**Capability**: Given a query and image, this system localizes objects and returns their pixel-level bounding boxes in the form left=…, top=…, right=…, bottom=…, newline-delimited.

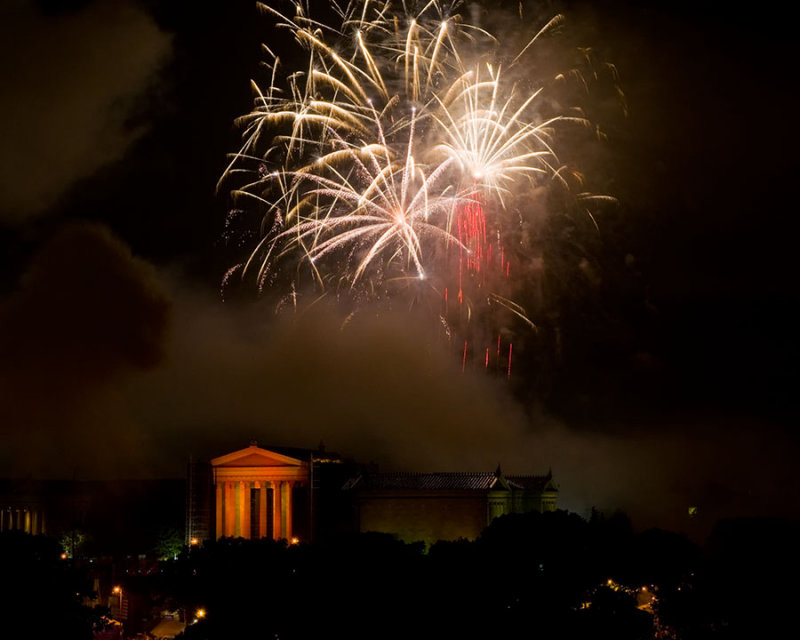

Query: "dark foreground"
left=2, top=510, right=798, bottom=640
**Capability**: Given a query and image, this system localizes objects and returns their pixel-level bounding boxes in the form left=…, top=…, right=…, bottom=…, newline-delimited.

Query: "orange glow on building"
left=211, top=445, right=309, bottom=541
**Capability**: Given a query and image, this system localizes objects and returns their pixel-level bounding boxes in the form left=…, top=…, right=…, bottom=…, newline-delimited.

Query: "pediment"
left=211, top=445, right=305, bottom=468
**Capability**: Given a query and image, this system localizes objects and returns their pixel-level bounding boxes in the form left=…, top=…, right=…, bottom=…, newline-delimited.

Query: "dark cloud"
left=0, top=222, right=171, bottom=476
left=0, top=0, right=171, bottom=221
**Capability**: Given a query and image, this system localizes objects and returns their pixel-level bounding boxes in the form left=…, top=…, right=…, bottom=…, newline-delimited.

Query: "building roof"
left=343, top=470, right=554, bottom=492
left=211, top=445, right=307, bottom=468
left=506, top=474, right=557, bottom=492
left=210, top=443, right=343, bottom=468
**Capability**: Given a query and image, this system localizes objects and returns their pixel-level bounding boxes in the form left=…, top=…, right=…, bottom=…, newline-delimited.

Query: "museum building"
left=186, top=443, right=558, bottom=545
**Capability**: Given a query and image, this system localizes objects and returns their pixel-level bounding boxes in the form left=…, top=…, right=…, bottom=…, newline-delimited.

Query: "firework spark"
left=221, top=0, right=609, bottom=373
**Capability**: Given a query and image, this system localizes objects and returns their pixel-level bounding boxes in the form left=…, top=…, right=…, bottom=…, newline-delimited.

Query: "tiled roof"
left=506, top=475, right=554, bottom=491
left=343, top=471, right=552, bottom=492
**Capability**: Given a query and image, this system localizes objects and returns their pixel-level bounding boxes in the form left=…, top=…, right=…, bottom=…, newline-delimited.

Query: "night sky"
left=1, top=0, right=797, bottom=540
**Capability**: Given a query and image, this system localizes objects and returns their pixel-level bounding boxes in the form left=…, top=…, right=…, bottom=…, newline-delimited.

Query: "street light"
left=112, top=586, right=122, bottom=609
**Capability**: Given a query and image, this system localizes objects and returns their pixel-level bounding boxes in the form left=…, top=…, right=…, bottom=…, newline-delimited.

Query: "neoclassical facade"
left=211, top=446, right=309, bottom=540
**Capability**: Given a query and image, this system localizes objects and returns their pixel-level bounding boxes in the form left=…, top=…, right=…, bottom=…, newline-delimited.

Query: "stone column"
left=240, top=481, right=250, bottom=539
left=215, top=482, right=223, bottom=539
left=259, top=482, right=268, bottom=539
left=272, top=481, right=282, bottom=541
left=225, top=482, right=235, bottom=537
left=282, top=482, right=292, bottom=540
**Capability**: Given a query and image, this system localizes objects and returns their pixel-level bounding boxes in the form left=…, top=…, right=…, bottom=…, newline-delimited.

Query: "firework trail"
left=220, top=0, right=612, bottom=375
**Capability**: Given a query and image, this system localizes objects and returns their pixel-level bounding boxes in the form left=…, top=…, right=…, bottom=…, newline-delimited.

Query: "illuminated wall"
left=347, top=470, right=558, bottom=545
left=211, top=445, right=310, bottom=541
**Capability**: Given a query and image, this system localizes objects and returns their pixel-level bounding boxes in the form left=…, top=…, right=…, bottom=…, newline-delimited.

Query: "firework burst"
left=220, top=0, right=613, bottom=374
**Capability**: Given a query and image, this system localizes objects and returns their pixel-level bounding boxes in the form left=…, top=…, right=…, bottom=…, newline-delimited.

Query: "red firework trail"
left=447, top=191, right=519, bottom=377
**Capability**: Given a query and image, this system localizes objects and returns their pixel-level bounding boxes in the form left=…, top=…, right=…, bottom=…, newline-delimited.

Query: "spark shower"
left=220, top=0, right=616, bottom=375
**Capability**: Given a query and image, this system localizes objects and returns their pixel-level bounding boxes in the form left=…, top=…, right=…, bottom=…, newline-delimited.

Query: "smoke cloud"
left=125, top=286, right=536, bottom=475
left=0, top=222, right=171, bottom=477
left=2, top=229, right=792, bottom=540
left=0, top=0, right=172, bottom=221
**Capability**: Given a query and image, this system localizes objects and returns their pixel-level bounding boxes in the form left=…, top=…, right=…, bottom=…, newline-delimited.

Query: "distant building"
left=185, top=461, right=213, bottom=545
left=188, top=445, right=557, bottom=545
left=0, top=477, right=184, bottom=556
left=0, top=478, right=47, bottom=535
left=344, top=468, right=558, bottom=544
